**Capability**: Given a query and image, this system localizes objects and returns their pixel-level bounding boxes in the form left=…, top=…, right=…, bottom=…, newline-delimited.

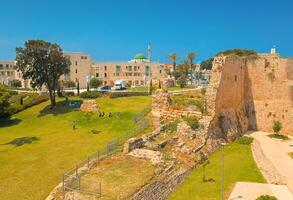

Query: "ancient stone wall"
left=206, top=54, right=293, bottom=137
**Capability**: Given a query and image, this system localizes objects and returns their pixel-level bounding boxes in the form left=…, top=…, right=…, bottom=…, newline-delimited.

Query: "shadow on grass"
left=0, top=117, right=22, bottom=128
left=37, top=100, right=83, bottom=117
left=3, top=136, right=39, bottom=147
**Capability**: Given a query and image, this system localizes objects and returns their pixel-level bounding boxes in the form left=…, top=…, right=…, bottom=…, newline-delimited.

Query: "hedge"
left=110, top=92, right=149, bottom=98
left=8, top=93, right=49, bottom=114
left=80, top=91, right=101, bottom=99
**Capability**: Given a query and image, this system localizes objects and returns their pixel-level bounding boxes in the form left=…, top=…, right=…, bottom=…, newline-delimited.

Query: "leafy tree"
left=9, top=79, right=22, bottom=88
left=0, top=84, right=10, bottom=117
left=200, top=58, right=214, bottom=70
left=187, top=52, right=197, bottom=85
left=168, top=53, right=179, bottom=80
left=89, top=77, right=102, bottom=89
left=16, top=40, right=70, bottom=107
left=216, top=48, right=257, bottom=58
left=63, top=80, right=76, bottom=88
left=273, top=120, right=282, bottom=134
left=178, top=75, right=187, bottom=88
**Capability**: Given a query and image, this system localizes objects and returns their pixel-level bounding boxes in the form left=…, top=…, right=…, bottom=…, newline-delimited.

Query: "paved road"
left=250, top=131, right=293, bottom=193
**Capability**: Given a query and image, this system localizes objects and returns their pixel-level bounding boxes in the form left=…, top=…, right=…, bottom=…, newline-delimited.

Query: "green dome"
left=134, top=53, right=147, bottom=60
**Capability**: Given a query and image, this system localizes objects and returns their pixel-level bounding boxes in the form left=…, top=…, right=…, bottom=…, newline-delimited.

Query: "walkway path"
left=250, top=131, right=293, bottom=193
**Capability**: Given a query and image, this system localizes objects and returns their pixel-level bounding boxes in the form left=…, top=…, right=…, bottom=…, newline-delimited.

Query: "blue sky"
left=0, top=0, right=293, bottom=63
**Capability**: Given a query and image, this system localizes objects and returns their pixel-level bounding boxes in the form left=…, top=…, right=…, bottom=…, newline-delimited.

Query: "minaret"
left=148, top=43, right=151, bottom=63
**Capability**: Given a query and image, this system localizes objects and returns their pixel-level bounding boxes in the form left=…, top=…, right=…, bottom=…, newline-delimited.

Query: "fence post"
left=99, top=182, right=102, bottom=197
left=62, top=174, right=65, bottom=191
left=87, top=157, right=90, bottom=169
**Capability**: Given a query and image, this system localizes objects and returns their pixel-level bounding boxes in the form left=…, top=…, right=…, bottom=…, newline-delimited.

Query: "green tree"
left=273, top=120, right=282, bottom=134
left=63, top=80, right=76, bottom=88
left=89, top=77, right=102, bottom=89
left=16, top=40, right=70, bottom=107
left=9, top=79, right=22, bottom=88
left=168, top=53, right=179, bottom=80
left=0, top=84, right=10, bottom=117
left=200, top=58, right=214, bottom=70
left=178, top=75, right=187, bottom=88
left=187, top=52, right=197, bottom=85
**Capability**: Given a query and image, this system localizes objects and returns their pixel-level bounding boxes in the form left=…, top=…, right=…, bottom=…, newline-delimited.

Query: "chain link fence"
left=62, top=106, right=150, bottom=197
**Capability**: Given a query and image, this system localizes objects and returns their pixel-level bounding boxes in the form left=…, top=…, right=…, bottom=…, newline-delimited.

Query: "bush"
left=9, top=79, right=22, bottom=87
left=80, top=91, right=101, bottom=99
left=63, top=80, right=76, bottom=88
left=110, top=92, right=148, bottom=98
left=236, top=136, right=254, bottom=145
left=268, top=133, right=289, bottom=140
left=177, top=75, right=187, bottom=88
left=256, top=195, right=278, bottom=200
left=8, top=90, right=18, bottom=96
left=62, top=91, right=75, bottom=97
left=273, top=120, right=282, bottom=134
left=7, top=93, right=49, bottom=115
left=183, top=117, right=199, bottom=130
left=89, top=77, right=102, bottom=88
left=163, top=120, right=179, bottom=132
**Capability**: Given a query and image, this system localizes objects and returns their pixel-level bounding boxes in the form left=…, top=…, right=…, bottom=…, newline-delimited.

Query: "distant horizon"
left=1, top=0, right=293, bottom=63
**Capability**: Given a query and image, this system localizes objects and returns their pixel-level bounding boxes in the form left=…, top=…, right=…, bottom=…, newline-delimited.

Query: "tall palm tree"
left=168, top=53, right=179, bottom=80
left=187, top=52, right=197, bottom=85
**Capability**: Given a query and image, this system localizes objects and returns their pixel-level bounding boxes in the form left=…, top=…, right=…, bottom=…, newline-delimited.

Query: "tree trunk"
left=173, top=62, right=176, bottom=81
left=190, top=63, right=193, bottom=85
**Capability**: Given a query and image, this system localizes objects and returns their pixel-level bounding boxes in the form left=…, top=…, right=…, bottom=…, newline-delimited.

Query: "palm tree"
left=168, top=53, right=179, bottom=80
left=187, top=52, right=197, bottom=85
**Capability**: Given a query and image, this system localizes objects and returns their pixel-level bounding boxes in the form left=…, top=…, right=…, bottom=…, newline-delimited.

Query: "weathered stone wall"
left=206, top=54, right=293, bottom=137
left=131, top=167, right=191, bottom=200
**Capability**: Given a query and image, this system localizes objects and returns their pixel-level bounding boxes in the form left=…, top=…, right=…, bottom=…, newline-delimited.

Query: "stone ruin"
left=80, top=100, right=99, bottom=112
left=152, top=89, right=202, bottom=122
left=152, top=78, right=175, bottom=89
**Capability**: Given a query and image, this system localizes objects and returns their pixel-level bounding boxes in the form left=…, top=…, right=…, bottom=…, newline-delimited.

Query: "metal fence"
left=62, top=107, right=150, bottom=197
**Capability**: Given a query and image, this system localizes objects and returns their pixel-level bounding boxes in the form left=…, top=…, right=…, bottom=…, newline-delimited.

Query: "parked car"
left=98, top=85, right=111, bottom=93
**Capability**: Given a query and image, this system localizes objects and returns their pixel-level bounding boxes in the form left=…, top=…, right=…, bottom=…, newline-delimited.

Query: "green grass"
left=169, top=143, right=265, bottom=200
left=167, top=85, right=196, bottom=91
left=128, top=86, right=148, bottom=92
left=0, top=96, right=151, bottom=200
left=268, top=133, right=289, bottom=140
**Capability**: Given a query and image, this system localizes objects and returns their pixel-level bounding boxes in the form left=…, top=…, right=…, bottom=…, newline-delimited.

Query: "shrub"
left=62, top=91, right=75, bottom=97
left=9, top=79, right=22, bottom=87
left=163, top=120, right=179, bottom=132
left=236, top=136, right=254, bottom=145
left=8, top=90, right=18, bottom=96
left=89, top=77, right=102, bottom=88
left=256, top=195, right=278, bottom=200
left=268, top=133, right=289, bottom=140
left=183, top=117, right=199, bottom=130
left=7, top=93, right=49, bottom=115
left=110, top=92, right=148, bottom=98
left=273, top=120, right=282, bottom=134
left=63, top=80, right=76, bottom=88
left=177, top=75, right=187, bottom=88
left=80, top=91, right=101, bottom=99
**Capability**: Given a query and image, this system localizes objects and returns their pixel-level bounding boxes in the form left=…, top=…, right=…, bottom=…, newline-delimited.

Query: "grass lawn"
left=0, top=96, right=151, bottom=200
left=169, top=143, right=265, bottom=200
left=128, top=86, right=148, bottom=92
left=77, top=155, right=155, bottom=199
left=167, top=85, right=196, bottom=91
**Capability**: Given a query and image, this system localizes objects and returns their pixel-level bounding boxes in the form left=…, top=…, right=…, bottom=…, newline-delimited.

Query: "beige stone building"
left=0, top=60, right=31, bottom=88
left=0, top=45, right=168, bottom=89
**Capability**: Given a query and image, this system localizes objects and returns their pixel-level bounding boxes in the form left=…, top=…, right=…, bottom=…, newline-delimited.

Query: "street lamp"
left=221, top=142, right=226, bottom=200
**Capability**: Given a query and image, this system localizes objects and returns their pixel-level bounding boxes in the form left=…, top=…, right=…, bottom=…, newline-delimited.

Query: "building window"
left=134, top=66, right=137, bottom=71
left=104, top=81, right=107, bottom=85
left=96, top=73, right=99, bottom=77
left=75, top=69, right=78, bottom=74
left=160, top=70, right=162, bottom=74
left=145, top=66, right=150, bottom=76
left=235, top=75, right=237, bottom=82
left=104, top=73, right=107, bottom=78
left=75, top=61, right=78, bottom=66
left=115, top=65, right=121, bottom=73
left=104, top=66, right=107, bottom=70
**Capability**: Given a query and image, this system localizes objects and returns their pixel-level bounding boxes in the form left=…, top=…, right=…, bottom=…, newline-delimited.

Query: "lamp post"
left=221, top=142, right=226, bottom=200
